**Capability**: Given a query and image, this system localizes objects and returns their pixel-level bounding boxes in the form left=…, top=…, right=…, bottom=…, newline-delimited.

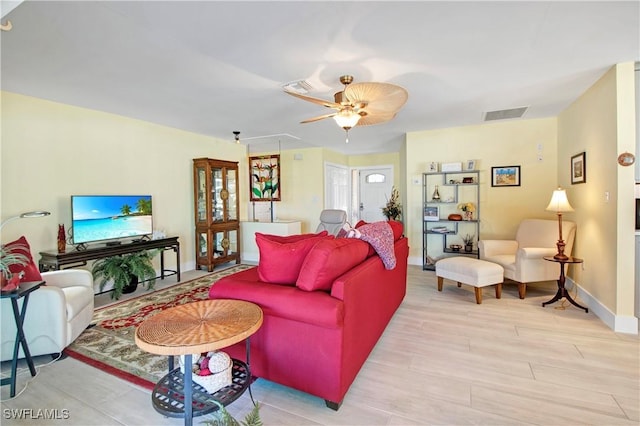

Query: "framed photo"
left=428, top=162, right=438, bottom=172
left=424, top=206, right=440, bottom=221
left=249, top=154, right=281, bottom=201
left=491, top=166, right=521, bottom=187
left=466, top=160, right=476, bottom=171
left=571, top=152, right=586, bottom=184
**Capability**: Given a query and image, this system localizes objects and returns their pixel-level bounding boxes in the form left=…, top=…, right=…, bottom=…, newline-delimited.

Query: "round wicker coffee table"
left=135, top=299, right=263, bottom=426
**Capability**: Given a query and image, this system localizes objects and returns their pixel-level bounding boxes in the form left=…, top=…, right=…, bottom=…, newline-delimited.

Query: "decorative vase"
left=465, top=243, right=473, bottom=253
left=432, top=185, right=441, bottom=201
left=464, top=211, right=473, bottom=221
left=57, top=224, right=66, bottom=253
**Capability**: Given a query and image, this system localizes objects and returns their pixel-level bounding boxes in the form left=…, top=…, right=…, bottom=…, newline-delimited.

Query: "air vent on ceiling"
left=484, top=107, right=528, bottom=121
left=281, top=80, right=312, bottom=94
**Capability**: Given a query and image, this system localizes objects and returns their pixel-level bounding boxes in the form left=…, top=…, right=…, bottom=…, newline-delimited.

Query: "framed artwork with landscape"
left=249, top=154, right=281, bottom=201
left=491, top=166, right=520, bottom=187
left=424, top=206, right=439, bottom=221
left=571, top=152, right=586, bottom=184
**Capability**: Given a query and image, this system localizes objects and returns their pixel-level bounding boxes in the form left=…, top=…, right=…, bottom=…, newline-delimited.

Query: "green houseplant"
left=202, top=401, right=262, bottom=426
left=92, top=250, right=158, bottom=300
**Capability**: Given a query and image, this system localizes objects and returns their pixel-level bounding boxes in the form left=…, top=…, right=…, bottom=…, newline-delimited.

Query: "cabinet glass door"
left=197, top=231, right=208, bottom=258
left=228, top=229, right=238, bottom=256
left=211, top=167, right=223, bottom=222
left=196, top=167, right=207, bottom=223
left=226, top=167, right=237, bottom=221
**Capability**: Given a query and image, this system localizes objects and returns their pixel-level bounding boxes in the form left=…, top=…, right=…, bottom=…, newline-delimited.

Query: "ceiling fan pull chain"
left=345, top=128, right=350, bottom=144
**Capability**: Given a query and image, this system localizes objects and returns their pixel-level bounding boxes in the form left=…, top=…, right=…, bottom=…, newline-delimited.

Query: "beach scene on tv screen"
left=72, top=195, right=152, bottom=243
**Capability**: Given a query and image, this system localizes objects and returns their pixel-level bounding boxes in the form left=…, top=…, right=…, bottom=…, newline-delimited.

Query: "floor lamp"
left=545, top=188, right=574, bottom=260
left=0, top=211, right=51, bottom=231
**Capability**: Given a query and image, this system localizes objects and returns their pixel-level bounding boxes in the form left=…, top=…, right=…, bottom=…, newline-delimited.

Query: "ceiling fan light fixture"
left=333, top=108, right=361, bottom=130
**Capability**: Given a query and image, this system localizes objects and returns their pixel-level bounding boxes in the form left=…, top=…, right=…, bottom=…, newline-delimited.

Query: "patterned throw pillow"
left=4, top=236, right=43, bottom=282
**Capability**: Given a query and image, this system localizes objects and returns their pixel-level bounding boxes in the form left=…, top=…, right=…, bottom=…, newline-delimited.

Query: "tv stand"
left=39, top=237, right=180, bottom=283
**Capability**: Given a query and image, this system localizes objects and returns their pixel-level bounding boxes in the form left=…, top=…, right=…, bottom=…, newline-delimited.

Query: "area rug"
left=64, top=264, right=253, bottom=390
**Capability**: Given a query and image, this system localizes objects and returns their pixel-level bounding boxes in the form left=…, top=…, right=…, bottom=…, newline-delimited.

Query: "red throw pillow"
left=296, top=238, right=370, bottom=292
left=257, top=230, right=327, bottom=244
left=355, top=220, right=368, bottom=228
left=4, top=236, right=43, bottom=282
left=387, top=220, right=403, bottom=241
left=256, top=232, right=331, bottom=284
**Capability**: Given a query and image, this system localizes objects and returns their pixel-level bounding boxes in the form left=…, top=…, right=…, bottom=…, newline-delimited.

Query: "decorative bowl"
left=448, top=213, right=463, bottom=221
left=449, top=244, right=462, bottom=252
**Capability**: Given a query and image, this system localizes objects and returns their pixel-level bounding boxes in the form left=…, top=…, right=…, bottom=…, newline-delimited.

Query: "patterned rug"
left=65, top=264, right=252, bottom=390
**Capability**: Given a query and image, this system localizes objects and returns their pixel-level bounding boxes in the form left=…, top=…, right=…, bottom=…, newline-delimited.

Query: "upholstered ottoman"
left=435, top=257, right=504, bottom=304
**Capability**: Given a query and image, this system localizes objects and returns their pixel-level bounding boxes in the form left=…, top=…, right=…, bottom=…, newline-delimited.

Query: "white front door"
left=358, top=167, right=393, bottom=222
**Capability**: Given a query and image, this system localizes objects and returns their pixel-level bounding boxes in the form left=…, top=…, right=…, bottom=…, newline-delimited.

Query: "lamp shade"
left=545, top=188, right=574, bottom=213
left=333, top=108, right=361, bottom=129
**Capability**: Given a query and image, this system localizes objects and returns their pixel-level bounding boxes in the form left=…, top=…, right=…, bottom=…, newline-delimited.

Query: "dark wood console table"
left=39, top=237, right=180, bottom=283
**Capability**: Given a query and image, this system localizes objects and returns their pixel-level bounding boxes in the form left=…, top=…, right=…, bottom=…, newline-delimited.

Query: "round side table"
left=542, top=256, right=588, bottom=313
left=135, top=299, right=263, bottom=426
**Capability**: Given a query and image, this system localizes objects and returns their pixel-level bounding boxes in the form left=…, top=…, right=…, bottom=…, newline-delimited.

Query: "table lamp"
left=0, top=211, right=51, bottom=231
left=545, top=188, right=574, bottom=260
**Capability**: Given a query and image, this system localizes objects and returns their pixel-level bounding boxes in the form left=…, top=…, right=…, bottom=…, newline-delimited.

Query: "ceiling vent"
left=483, top=107, right=528, bottom=121
left=281, top=80, right=312, bottom=94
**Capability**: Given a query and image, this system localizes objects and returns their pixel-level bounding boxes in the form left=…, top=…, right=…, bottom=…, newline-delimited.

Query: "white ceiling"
left=1, top=1, right=638, bottom=155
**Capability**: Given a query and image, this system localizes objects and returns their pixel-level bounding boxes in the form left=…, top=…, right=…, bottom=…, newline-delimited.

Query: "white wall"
left=1, top=91, right=247, bottom=272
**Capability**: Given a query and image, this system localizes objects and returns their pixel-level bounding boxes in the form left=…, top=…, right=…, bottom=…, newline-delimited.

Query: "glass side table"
left=1, top=280, right=45, bottom=397
left=542, top=256, right=588, bottom=313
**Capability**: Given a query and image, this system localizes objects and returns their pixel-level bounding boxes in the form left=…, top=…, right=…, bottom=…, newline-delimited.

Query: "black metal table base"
left=542, top=288, right=589, bottom=313
left=151, top=359, right=250, bottom=418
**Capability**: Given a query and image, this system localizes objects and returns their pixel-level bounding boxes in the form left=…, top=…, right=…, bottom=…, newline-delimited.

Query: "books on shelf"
left=431, top=226, right=450, bottom=233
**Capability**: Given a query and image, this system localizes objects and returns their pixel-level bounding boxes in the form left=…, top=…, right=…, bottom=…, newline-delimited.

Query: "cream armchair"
left=478, top=219, right=576, bottom=299
left=1, top=269, right=94, bottom=360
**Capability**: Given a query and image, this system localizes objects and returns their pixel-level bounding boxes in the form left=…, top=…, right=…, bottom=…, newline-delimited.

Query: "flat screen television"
left=71, top=195, right=153, bottom=245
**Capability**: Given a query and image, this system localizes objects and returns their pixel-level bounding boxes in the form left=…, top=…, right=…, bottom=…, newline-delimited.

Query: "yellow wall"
left=557, top=63, right=636, bottom=318
left=1, top=92, right=247, bottom=271
left=405, top=118, right=559, bottom=263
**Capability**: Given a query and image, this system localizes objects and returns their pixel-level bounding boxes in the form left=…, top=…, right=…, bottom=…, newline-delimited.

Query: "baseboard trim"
left=570, top=278, right=639, bottom=335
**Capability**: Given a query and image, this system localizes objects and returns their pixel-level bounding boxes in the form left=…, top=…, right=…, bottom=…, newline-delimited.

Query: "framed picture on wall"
left=571, top=152, right=586, bottom=184
left=249, top=154, right=281, bottom=201
left=491, top=166, right=521, bottom=187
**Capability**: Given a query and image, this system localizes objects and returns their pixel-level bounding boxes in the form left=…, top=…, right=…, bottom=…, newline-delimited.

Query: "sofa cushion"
left=256, top=231, right=331, bottom=284
left=296, top=238, right=370, bottom=292
left=387, top=220, right=403, bottom=241
left=4, top=236, right=42, bottom=283
left=210, top=267, right=344, bottom=328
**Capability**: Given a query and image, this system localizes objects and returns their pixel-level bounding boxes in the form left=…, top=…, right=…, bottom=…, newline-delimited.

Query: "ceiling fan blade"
left=356, top=111, right=396, bottom=126
left=301, top=112, right=337, bottom=124
left=284, top=90, right=341, bottom=109
left=345, top=82, right=408, bottom=114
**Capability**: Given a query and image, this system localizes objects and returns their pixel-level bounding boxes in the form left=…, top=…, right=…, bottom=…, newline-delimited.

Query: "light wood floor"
left=1, top=265, right=638, bottom=425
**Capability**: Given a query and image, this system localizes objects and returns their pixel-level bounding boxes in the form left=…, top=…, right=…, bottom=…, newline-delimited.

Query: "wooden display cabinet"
left=193, top=158, right=240, bottom=271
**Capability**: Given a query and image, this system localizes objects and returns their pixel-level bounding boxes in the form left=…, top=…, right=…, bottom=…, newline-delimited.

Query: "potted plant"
left=0, top=243, right=30, bottom=291
left=382, top=186, right=402, bottom=221
left=202, top=401, right=262, bottom=426
left=457, top=202, right=476, bottom=221
left=92, top=250, right=158, bottom=300
left=462, top=234, right=475, bottom=253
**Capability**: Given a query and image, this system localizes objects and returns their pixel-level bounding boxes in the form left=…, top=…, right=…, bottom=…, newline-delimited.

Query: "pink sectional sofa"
left=208, top=222, right=408, bottom=409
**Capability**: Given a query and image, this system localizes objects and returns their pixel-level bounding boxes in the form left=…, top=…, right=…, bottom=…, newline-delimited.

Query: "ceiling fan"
left=284, top=75, right=408, bottom=143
